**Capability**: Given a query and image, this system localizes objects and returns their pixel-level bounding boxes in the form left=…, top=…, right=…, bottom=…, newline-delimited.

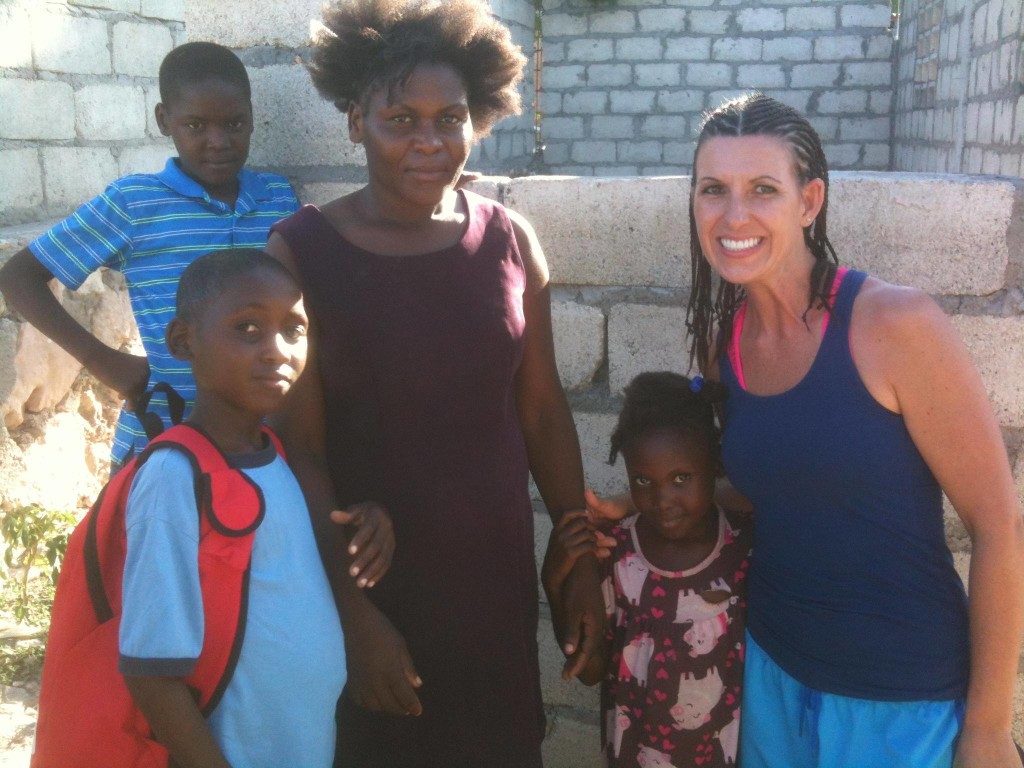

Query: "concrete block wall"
left=1, top=167, right=1023, bottom=764
left=185, top=0, right=537, bottom=190
left=511, top=172, right=1024, bottom=763
left=538, top=0, right=896, bottom=175
left=893, top=0, right=1024, bottom=177
left=0, top=0, right=185, bottom=227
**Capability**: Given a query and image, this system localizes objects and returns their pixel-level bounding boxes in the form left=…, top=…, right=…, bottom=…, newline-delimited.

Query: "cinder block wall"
left=2, top=174, right=1022, bottom=766
left=182, top=0, right=537, bottom=193
left=892, top=0, right=1024, bottom=177
left=538, top=0, right=896, bottom=175
left=505, top=172, right=1024, bottom=764
left=0, top=0, right=185, bottom=227
left=2, top=1, right=1024, bottom=765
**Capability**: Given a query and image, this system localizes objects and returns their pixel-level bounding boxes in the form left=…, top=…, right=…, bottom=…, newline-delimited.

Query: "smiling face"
left=624, top=428, right=718, bottom=543
left=691, top=134, right=825, bottom=288
left=349, top=62, right=474, bottom=211
left=156, top=77, right=253, bottom=204
left=170, top=267, right=308, bottom=424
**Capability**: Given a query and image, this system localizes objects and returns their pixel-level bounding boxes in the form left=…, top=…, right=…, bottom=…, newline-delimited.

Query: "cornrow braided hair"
left=308, top=0, right=526, bottom=138
left=608, top=371, right=728, bottom=466
left=685, top=92, right=839, bottom=374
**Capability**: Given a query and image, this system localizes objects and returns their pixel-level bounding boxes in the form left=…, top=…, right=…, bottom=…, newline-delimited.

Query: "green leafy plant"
left=2, top=504, right=76, bottom=623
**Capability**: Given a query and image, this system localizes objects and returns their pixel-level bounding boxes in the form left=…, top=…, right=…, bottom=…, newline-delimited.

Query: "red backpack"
left=31, top=423, right=281, bottom=768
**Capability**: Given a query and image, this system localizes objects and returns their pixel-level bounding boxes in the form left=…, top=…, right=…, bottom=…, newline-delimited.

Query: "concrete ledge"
left=574, top=411, right=624, bottom=496
left=292, top=182, right=363, bottom=208
left=552, top=301, right=605, bottom=391
left=607, top=303, right=693, bottom=393
left=504, top=173, right=1021, bottom=295
left=951, top=315, right=1024, bottom=428
left=505, top=176, right=690, bottom=287
left=829, top=173, right=1017, bottom=295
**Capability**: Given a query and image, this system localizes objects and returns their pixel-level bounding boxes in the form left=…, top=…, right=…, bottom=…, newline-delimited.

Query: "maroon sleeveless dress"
left=272, top=190, right=544, bottom=768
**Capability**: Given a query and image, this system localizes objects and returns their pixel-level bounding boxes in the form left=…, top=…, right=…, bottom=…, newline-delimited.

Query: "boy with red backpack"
left=32, top=249, right=391, bottom=767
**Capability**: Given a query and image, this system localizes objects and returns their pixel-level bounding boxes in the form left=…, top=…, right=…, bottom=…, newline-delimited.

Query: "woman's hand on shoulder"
left=584, top=488, right=633, bottom=524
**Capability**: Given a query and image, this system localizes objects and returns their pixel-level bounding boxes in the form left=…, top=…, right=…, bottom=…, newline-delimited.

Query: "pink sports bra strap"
left=727, top=266, right=848, bottom=392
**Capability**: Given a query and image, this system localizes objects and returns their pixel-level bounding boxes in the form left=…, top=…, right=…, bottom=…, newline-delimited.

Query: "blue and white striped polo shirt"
left=29, top=158, right=300, bottom=466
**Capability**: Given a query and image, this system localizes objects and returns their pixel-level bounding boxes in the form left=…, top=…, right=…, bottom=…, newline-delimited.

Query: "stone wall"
left=538, top=0, right=896, bottom=175
left=2, top=173, right=1022, bottom=765
left=892, top=0, right=1024, bottom=177
left=0, top=0, right=185, bottom=227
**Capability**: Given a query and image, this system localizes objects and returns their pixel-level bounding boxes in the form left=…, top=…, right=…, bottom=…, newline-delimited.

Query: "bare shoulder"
left=850, top=275, right=968, bottom=411
left=264, top=231, right=299, bottom=277
left=504, top=206, right=549, bottom=291
left=853, top=275, right=951, bottom=343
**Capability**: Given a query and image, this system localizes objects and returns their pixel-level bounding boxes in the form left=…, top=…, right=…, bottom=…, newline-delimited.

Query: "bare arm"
left=265, top=232, right=418, bottom=716
left=508, top=209, right=605, bottom=678
left=508, top=209, right=585, bottom=522
left=540, top=511, right=610, bottom=685
left=124, top=676, right=231, bottom=768
left=853, top=282, right=1024, bottom=768
left=0, top=247, right=149, bottom=404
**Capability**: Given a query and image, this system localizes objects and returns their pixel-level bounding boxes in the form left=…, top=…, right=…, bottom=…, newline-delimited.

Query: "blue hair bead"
left=689, top=375, right=704, bottom=393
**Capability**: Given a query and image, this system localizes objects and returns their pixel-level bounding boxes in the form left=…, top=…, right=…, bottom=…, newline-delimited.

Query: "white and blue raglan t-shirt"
left=28, top=159, right=300, bottom=467
left=119, top=440, right=345, bottom=767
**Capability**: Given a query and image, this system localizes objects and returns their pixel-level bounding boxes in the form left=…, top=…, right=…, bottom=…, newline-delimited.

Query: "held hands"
left=330, top=502, right=395, bottom=588
left=541, top=510, right=615, bottom=593
left=542, top=508, right=616, bottom=681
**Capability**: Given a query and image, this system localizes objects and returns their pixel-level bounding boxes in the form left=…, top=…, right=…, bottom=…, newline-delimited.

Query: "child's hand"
left=86, top=346, right=150, bottom=409
left=584, top=488, right=633, bottom=523
left=542, top=511, right=613, bottom=595
left=331, top=501, right=394, bottom=588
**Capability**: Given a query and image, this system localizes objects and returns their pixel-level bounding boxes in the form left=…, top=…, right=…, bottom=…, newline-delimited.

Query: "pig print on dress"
left=615, top=552, right=649, bottom=606
left=674, top=581, right=735, bottom=657
left=618, top=632, right=655, bottom=687
left=636, top=744, right=678, bottom=768
left=669, top=667, right=725, bottom=731
left=605, top=705, right=630, bottom=758
left=717, top=709, right=740, bottom=764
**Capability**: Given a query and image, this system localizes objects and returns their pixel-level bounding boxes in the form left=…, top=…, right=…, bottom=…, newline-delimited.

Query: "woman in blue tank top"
left=590, top=92, right=1022, bottom=768
left=685, top=93, right=1023, bottom=768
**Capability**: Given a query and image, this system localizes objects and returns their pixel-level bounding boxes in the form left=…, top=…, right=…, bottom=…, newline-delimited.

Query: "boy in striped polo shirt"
left=0, top=42, right=300, bottom=472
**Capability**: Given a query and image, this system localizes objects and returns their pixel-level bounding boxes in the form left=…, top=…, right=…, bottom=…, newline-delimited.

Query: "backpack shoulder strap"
left=261, top=425, right=286, bottom=462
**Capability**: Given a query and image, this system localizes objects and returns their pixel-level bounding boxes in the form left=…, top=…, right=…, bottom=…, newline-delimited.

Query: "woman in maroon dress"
left=266, top=1, right=603, bottom=766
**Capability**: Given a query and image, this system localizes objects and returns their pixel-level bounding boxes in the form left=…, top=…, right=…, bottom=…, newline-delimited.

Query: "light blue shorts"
left=741, top=631, right=964, bottom=768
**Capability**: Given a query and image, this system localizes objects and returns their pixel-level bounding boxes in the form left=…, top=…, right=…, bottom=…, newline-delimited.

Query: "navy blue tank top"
left=720, top=269, right=969, bottom=700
